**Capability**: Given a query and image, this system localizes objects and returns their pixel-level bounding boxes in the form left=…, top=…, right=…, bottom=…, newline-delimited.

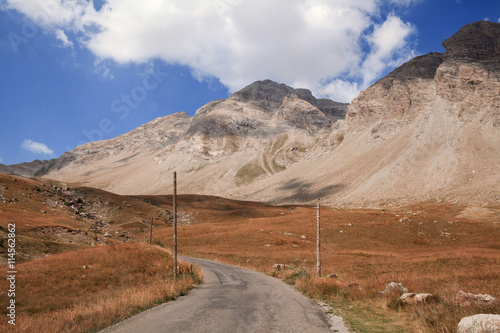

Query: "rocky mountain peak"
left=442, top=21, right=500, bottom=61
left=232, top=79, right=348, bottom=121
left=376, top=52, right=444, bottom=89
left=232, top=79, right=310, bottom=109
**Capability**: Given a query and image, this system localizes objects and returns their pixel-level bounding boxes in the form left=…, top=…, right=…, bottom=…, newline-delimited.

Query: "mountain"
left=247, top=21, right=499, bottom=206
left=17, top=79, right=348, bottom=198
left=6, top=21, right=500, bottom=206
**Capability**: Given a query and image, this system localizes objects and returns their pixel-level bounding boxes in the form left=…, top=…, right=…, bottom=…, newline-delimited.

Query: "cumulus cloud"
left=2, top=0, right=418, bottom=102
left=360, top=15, right=416, bottom=87
left=21, top=139, right=54, bottom=155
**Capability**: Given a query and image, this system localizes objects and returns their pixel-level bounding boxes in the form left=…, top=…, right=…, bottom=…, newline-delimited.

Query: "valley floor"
left=0, top=174, right=499, bottom=332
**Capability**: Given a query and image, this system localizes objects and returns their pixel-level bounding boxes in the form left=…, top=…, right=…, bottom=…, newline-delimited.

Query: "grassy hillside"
left=0, top=174, right=199, bottom=333
left=0, top=243, right=200, bottom=332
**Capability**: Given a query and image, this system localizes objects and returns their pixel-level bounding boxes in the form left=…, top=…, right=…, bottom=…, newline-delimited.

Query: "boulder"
left=398, top=293, right=435, bottom=305
left=456, top=290, right=498, bottom=307
left=457, top=314, right=500, bottom=333
left=378, top=282, right=408, bottom=296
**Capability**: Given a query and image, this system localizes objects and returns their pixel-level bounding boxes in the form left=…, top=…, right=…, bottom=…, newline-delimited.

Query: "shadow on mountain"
left=115, top=152, right=140, bottom=164
left=276, top=178, right=346, bottom=202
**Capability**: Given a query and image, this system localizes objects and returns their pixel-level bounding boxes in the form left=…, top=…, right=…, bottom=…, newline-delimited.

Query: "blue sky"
left=0, top=0, right=499, bottom=165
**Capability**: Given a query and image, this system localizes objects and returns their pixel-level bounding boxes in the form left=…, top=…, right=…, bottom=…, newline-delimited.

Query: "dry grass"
left=0, top=174, right=171, bottom=263
left=0, top=243, right=201, bottom=333
left=149, top=197, right=500, bottom=333
left=1, top=174, right=498, bottom=332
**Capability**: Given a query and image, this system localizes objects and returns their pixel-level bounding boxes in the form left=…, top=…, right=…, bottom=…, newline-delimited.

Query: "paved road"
left=102, top=257, right=338, bottom=333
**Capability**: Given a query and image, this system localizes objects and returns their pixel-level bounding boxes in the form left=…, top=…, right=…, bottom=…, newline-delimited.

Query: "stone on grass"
left=457, top=314, right=500, bottom=333
left=456, top=290, right=498, bottom=307
left=378, top=282, right=408, bottom=295
left=398, top=293, right=434, bottom=305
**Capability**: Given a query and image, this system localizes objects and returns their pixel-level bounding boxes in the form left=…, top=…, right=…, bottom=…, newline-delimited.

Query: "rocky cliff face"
left=6, top=21, right=500, bottom=206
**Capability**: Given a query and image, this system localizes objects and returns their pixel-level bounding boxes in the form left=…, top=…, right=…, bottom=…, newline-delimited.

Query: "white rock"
left=399, top=293, right=434, bottom=304
left=457, top=314, right=500, bottom=333
left=379, top=282, right=408, bottom=295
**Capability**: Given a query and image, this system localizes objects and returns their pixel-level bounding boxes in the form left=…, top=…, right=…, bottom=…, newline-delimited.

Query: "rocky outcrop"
left=346, top=52, right=443, bottom=122
left=443, top=21, right=500, bottom=61
left=347, top=21, right=500, bottom=125
left=455, top=290, right=498, bottom=307
left=188, top=81, right=336, bottom=138
left=233, top=80, right=348, bottom=119
left=278, top=95, right=332, bottom=133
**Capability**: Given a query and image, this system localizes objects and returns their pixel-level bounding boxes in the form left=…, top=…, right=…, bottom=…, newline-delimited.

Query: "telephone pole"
left=173, top=171, right=178, bottom=280
left=316, top=202, right=321, bottom=278
left=149, top=217, right=153, bottom=245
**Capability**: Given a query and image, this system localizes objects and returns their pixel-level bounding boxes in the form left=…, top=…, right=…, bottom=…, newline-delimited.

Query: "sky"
left=0, top=0, right=499, bottom=165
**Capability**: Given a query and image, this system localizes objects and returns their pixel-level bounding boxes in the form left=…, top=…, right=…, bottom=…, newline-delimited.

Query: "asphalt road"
left=101, top=257, right=339, bottom=333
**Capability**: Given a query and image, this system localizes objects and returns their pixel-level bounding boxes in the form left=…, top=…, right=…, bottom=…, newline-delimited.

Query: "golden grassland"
left=150, top=196, right=500, bottom=333
left=1, top=174, right=499, bottom=332
left=0, top=243, right=201, bottom=333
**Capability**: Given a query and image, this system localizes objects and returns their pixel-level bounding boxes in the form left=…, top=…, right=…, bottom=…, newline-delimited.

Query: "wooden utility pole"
left=316, top=202, right=321, bottom=278
left=173, top=171, right=178, bottom=280
left=149, top=217, right=153, bottom=245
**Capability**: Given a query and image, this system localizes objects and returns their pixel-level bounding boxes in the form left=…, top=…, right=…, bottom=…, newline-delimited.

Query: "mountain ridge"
left=4, top=21, right=500, bottom=207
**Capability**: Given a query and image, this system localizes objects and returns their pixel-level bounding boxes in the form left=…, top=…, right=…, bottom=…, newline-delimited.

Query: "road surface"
left=102, top=257, right=344, bottom=332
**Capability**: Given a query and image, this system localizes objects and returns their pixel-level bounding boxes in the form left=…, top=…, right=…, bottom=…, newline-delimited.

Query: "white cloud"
left=360, top=14, right=416, bottom=87
left=0, top=156, right=3, bottom=163
left=55, top=29, right=73, bottom=48
left=498, top=17, right=500, bottom=23
left=21, top=139, right=54, bottom=155
left=2, top=0, right=96, bottom=30
left=2, top=0, right=419, bottom=102
left=317, top=79, right=361, bottom=103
